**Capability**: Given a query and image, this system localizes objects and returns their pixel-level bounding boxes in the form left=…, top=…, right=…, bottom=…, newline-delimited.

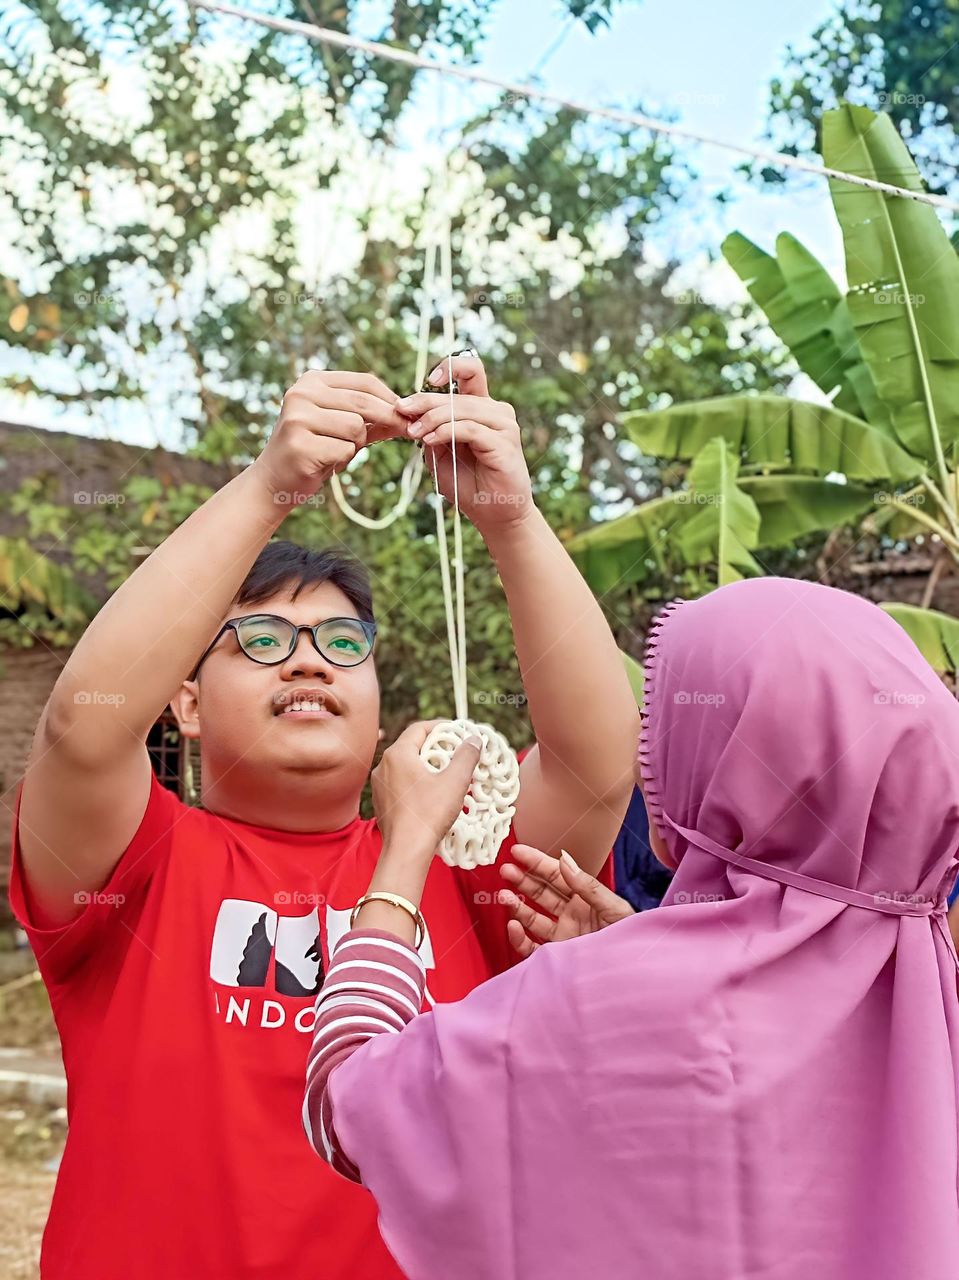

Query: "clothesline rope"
left=187, top=0, right=959, bottom=215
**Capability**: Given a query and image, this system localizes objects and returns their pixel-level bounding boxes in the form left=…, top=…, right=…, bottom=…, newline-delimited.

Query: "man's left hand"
left=395, top=354, right=534, bottom=534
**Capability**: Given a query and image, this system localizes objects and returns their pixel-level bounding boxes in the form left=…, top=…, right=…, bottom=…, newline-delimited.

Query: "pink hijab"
left=329, top=576, right=959, bottom=1279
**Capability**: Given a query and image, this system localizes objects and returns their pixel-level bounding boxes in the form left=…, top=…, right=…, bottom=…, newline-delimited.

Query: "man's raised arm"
left=396, top=356, right=639, bottom=875
left=18, top=373, right=405, bottom=924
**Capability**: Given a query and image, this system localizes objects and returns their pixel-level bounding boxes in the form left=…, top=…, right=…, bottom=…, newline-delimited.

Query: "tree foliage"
left=0, top=0, right=789, bottom=736
left=757, top=0, right=959, bottom=200
left=571, top=105, right=959, bottom=673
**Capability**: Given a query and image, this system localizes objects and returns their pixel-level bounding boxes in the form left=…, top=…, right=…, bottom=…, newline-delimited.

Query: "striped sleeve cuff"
left=303, top=927, right=426, bottom=1181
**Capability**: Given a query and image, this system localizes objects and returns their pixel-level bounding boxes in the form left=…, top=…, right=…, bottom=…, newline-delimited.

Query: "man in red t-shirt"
left=11, top=355, right=638, bottom=1279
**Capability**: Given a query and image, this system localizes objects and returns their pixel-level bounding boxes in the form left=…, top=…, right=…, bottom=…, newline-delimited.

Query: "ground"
left=0, top=1162, right=53, bottom=1280
left=0, top=942, right=62, bottom=1278
left=0, top=1141, right=56, bottom=1279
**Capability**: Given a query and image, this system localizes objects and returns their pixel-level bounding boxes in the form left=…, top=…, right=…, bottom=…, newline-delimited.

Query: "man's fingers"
left=445, top=737, right=483, bottom=790
left=426, top=354, right=488, bottom=396
left=397, top=394, right=506, bottom=425
left=419, top=420, right=497, bottom=453
left=419, top=420, right=509, bottom=468
left=327, top=390, right=408, bottom=440
left=280, top=396, right=366, bottom=445
left=319, top=371, right=400, bottom=404
left=287, top=372, right=409, bottom=443
left=289, top=374, right=407, bottom=441
left=506, top=918, right=538, bottom=959
left=392, top=719, right=447, bottom=753
left=394, top=722, right=482, bottom=786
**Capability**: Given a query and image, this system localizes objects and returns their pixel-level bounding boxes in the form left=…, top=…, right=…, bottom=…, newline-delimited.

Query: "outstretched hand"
left=500, top=844, right=635, bottom=958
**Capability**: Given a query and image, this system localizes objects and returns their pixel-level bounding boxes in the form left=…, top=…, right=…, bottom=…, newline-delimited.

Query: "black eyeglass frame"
left=190, top=614, right=378, bottom=680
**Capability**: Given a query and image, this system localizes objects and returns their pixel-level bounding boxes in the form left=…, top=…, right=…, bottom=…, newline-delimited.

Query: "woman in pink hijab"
left=303, top=576, right=959, bottom=1279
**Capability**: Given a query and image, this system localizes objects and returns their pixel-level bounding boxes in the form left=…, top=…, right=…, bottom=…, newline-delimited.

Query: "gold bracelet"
left=350, top=892, right=425, bottom=950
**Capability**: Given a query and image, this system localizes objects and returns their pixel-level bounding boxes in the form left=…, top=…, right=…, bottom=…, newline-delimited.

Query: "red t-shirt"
left=10, top=769, right=611, bottom=1280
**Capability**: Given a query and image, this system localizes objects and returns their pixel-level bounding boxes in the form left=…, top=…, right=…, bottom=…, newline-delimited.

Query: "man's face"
left=173, top=581, right=381, bottom=801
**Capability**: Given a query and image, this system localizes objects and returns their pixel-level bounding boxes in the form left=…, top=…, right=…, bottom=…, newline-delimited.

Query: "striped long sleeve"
left=303, top=927, right=427, bottom=1181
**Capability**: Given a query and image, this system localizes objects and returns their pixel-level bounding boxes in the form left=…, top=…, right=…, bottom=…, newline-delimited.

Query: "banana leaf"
left=569, top=438, right=762, bottom=591
left=864, top=479, right=944, bottom=539
left=672, top=437, right=762, bottom=585
left=880, top=603, right=959, bottom=675
left=737, top=475, right=879, bottom=546
left=823, top=103, right=959, bottom=463
left=568, top=491, right=692, bottom=593
left=624, top=394, right=921, bottom=483
left=723, top=231, right=890, bottom=430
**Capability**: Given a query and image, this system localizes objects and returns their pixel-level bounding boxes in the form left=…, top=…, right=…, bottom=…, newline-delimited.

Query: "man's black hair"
left=234, top=541, right=374, bottom=622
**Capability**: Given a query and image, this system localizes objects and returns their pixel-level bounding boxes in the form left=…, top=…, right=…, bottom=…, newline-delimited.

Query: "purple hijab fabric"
left=330, top=577, right=959, bottom=1279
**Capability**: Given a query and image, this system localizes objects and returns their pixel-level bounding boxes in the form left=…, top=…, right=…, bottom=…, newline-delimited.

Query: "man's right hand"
left=253, top=371, right=410, bottom=509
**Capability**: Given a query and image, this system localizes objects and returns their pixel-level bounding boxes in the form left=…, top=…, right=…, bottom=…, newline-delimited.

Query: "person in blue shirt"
left=612, top=784, right=673, bottom=912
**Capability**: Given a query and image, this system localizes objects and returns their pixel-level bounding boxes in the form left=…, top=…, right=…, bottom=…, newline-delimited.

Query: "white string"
left=439, top=177, right=467, bottom=717
left=327, top=233, right=435, bottom=529
left=187, top=0, right=959, bottom=215
left=329, top=452, right=424, bottom=530
left=423, top=209, right=469, bottom=718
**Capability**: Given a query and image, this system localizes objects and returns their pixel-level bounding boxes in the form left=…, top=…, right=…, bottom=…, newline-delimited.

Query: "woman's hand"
left=371, top=721, right=482, bottom=862
left=357, top=723, right=482, bottom=945
left=394, top=354, right=534, bottom=534
left=500, top=844, right=635, bottom=958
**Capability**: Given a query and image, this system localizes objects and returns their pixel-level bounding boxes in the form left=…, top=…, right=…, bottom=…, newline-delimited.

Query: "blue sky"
left=414, top=0, right=844, bottom=277
left=2, top=0, right=850, bottom=441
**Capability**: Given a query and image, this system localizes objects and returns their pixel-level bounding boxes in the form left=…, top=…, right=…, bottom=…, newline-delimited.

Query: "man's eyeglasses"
left=190, top=614, right=377, bottom=679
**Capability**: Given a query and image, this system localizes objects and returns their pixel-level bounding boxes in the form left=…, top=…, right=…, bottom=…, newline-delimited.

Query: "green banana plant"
left=570, top=103, right=959, bottom=675
left=880, top=604, right=959, bottom=676
left=0, top=535, right=94, bottom=626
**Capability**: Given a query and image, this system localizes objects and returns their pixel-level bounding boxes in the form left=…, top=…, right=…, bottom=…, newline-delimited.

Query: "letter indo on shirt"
left=10, top=769, right=613, bottom=1280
